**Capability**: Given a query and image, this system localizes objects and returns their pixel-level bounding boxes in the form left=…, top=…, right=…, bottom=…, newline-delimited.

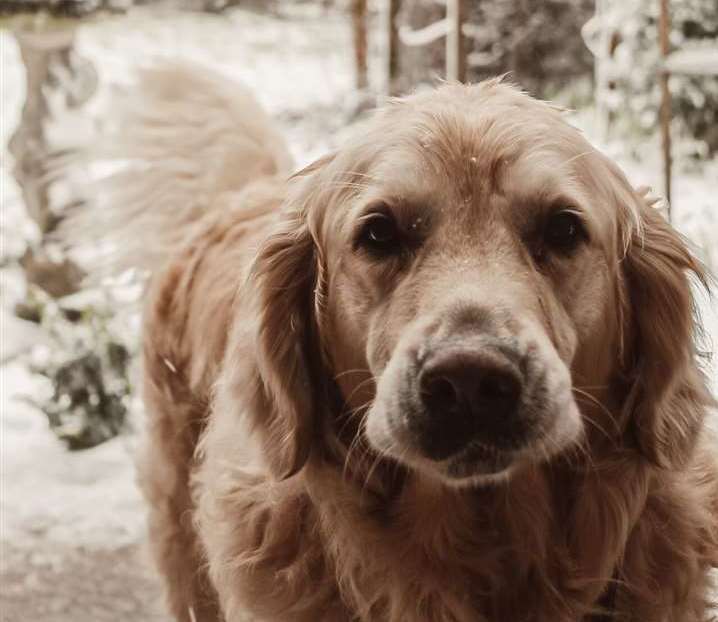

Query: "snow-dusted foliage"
left=588, top=0, right=718, bottom=156
left=399, top=0, right=595, bottom=98
left=21, top=289, right=135, bottom=450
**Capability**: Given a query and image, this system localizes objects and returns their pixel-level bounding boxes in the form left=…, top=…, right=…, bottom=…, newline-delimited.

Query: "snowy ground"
left=1, top=6, right=716, bottom=622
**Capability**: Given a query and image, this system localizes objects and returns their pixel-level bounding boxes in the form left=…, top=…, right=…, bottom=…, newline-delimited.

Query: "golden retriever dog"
left=76, top=63, right=718, bottom=621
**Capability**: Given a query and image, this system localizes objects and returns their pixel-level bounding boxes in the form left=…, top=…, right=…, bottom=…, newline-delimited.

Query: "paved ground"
left=0, top=357, right=172, bottom=622
left=2, top=542, right=170, bottom=622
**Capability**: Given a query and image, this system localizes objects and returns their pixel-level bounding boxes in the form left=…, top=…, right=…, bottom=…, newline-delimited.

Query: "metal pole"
left=446, top=0, right=466, bottom=83
left=352, top=0, right=369, bottom=90
left=387, top=0, right=401, bottom=96
left=659, top=0, right=672, bottom=216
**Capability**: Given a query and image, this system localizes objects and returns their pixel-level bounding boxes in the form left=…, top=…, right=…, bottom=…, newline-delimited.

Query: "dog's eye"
left=543, top=210, right=587, bottom=254
left=356, top=211, right=401, bottom=256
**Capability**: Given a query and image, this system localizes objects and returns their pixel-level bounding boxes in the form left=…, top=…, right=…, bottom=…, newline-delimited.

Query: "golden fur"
left=80, top=64, right=718, bottom=621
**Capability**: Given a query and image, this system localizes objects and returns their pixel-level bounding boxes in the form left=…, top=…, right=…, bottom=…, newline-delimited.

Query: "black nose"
left=417, top=347, right=523, bottom=460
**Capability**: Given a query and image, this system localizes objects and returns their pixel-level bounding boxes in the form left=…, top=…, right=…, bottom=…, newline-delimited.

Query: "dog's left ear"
left=620, top=193, right=711, bottom=469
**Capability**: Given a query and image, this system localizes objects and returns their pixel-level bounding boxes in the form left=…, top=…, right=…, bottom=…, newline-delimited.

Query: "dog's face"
left=319, top=85, right=623, bottom=486
left=252, top=80, right=706, bottom=484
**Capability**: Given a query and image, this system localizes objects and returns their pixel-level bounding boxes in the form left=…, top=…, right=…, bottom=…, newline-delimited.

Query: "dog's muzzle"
left=365, top=302, right=582, bottom=484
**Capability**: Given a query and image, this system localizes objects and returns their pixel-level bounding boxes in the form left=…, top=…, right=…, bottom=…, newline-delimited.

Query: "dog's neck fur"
left=305, top=386, right=638, bottom=621
left=303, top=451, right=633, bottom=620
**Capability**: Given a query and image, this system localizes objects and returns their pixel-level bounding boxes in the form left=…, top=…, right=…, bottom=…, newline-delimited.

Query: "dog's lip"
left=461, top=441, right=504, bottom=462
left=445, top=442, right=515, bottom=477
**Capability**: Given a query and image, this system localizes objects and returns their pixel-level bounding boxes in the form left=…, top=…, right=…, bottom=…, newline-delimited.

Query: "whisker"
left=577, top=413, right=619, bottom=448
left=362, top=449, right=387, bottom=496
left=333, top=368, right=372, bottom=382
left=342, top=431, right=369, bottom=481
left=572, top=388, right=621, bottom=437
left=573, top=384, right=611, bottom=391
left=339, top=377, right=376, bottom=410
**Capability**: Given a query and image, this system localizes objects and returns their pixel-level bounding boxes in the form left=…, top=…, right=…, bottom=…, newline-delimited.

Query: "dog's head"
left=250, top=80, right=710, bottom=486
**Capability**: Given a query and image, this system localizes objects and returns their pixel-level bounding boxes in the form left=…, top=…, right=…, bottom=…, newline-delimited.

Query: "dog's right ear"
left=249, top=155, right=335, bottom=479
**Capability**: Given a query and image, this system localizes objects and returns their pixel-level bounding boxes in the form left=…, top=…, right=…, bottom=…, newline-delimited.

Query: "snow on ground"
left=2, top=361, right=143, bottom=549
left=0, top=6, right=716, bottom=621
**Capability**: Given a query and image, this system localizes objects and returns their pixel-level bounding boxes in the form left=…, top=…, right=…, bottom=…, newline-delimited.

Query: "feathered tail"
left=61, top=62, right=293, bottom=276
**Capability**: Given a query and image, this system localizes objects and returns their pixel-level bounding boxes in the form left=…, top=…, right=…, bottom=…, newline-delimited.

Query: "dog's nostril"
left=421, top=375, right=460, bottom=412
left=478, top=370, right=521, bottom=405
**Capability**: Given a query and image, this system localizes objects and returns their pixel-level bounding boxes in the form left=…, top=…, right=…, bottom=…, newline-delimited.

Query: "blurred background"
left=0, top=1, right=716, bottom=620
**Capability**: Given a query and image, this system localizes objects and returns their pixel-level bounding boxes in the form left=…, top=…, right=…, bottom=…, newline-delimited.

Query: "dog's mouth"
left=365, top=405, right=581, bottom=487
left=364, top=406, right=566, bottom=486
left=446, top=441, right=515, bottom=478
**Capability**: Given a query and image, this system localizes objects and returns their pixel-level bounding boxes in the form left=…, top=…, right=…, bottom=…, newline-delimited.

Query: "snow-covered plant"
left=466, top=0, right=596, bottom=98
left=601, top=0, right=718, bottom=156
left=399, top=0, right=595, bottom=99
left=23, top=287, right=136, bottom=450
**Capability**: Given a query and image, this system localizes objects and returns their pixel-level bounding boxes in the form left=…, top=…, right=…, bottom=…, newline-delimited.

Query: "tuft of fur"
left=61, top=62, right=293, bottom=277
